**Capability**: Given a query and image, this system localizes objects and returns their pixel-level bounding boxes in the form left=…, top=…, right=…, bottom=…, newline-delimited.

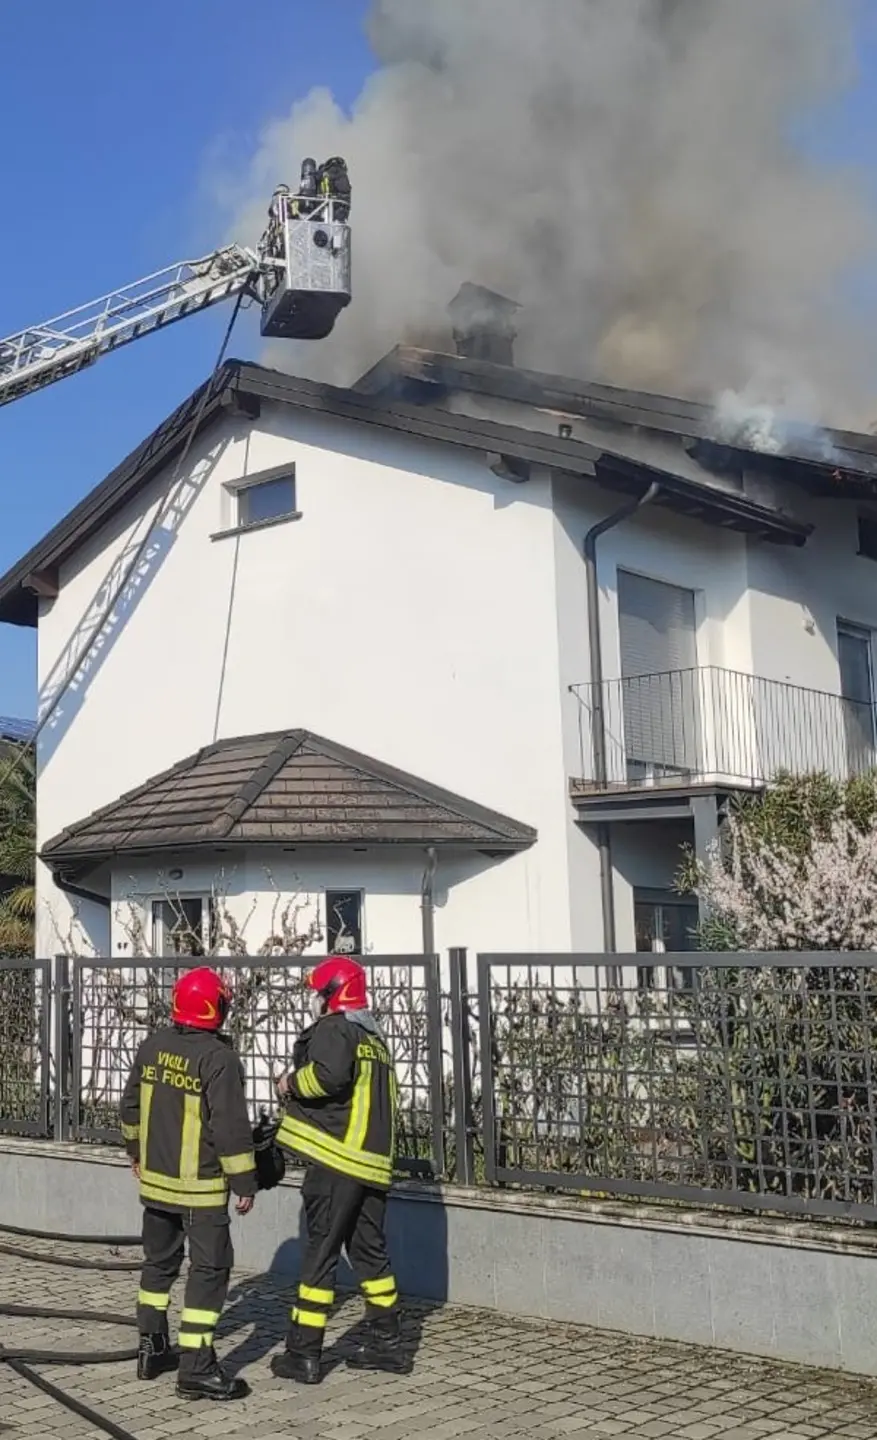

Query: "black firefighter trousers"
left=137, top=1205, right=234, bottom=1375
left=290, top=1164, right=398, bottom=1353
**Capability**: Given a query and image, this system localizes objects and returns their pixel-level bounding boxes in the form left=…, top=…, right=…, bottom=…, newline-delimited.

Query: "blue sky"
left=0, top=0, right=874, bottom=720
left=0, top=0, right=373, bottom=718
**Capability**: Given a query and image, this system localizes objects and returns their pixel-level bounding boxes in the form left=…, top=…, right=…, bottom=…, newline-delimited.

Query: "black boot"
left=137, top=1332, right=179, bottom=1381
left=270, top=1323, right=323, bottom=1385
left=271, top=1348, right=322, bottom=1385
left=176, top=1348, right=249, bottom=1402
left=347, top=1310, right=408, bottom=1374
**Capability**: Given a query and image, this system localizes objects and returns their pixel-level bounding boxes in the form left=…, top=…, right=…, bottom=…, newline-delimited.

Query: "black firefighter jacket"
left=276, top=1010, right=398, bottom=1189
left=120, top=1024, right=258, bottom=1212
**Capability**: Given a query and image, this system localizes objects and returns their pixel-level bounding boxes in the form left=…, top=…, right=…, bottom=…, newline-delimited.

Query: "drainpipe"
left=52, top=869, right=111, bottom=909
left=583, top=481, right=661, bottom=954
left=420, top=846, right=438, bottom=955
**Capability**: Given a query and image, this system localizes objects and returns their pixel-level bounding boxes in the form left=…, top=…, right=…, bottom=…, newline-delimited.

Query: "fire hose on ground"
left=0, top=1219, right=145, bottom=1440
left=0, top=1122, right=286, bottom=1438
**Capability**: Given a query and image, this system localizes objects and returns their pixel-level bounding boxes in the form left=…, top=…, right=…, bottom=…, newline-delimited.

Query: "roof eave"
left=42, top=832, right=535, bottom=868
left=592, top=455, right=812, bottom=548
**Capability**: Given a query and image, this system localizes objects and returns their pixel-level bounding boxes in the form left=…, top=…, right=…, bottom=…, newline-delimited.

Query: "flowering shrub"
left=681, top=770, right=877, bottom=951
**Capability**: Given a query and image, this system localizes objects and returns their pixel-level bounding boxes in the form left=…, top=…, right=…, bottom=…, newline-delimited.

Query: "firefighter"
left=298, top=157, right=318, bottom=216
left=317, top=156, right=351, bottom=222
left=268, top=182, right=290, bottom=224
left=120, top=967, right=257, bottom=1403
left=270, top=957, right=401, bottom=1386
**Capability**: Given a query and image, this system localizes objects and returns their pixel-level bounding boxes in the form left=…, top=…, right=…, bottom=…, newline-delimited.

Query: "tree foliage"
left=0, top=744, right=38, bottom=1126
left=0, top=743, right=36, bottom=956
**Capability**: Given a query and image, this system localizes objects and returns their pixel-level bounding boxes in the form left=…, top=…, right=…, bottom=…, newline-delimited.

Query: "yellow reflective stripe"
left=293, top=1307, right=327, bottom=1329
left=219, top=1151, right=256, bottom=1176
left=180, top=1308, right=220, bottom=1327
left=367, top=1291, right=398, bottom=1309
left=299, top=1284, right=333, bottom=1305
left=344, top=1059, right=372, bottom=1151
left=138, top=1290, right=170, bottom=1310
left=138, top=1167, right=227, bottom=1209
left=179, top=1332, right=212, bottom=1349
left=140, top=1082, right=154, bottom=1171
left=362, top=1276, right=396, bottom=1296
left=390, top=1071, right=399, bottom=1156
left=278, top=1117, right=391, bottom=1185
left=139, top=1183, right=227, bottom=1208
left=139, top=1167, right=227, bottom=1195
left=180, top=1093, right=201, bottom=1183
left=276, top=1117, right=391, bottom=1187
left=295, top=1063, right=327, bottom=1099
left=121, top=1122, right=139, bottom=1141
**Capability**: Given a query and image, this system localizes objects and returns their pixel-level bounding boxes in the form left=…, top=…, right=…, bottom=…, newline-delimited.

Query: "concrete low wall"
left=3, top=1136, right=877, bottom=1377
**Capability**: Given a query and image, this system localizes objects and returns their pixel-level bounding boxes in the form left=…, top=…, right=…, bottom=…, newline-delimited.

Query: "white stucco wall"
left=35, top=403, right=571, bottom=959
left=32, top=378, right=874, bottom=965
left=446, top=389, right=871, bottom=718
left=744, top=484, right=877, bottom=693
left=105, top=847, right=515, bottom=961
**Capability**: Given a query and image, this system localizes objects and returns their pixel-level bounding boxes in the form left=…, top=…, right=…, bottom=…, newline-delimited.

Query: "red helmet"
left=307, top=957, right=368, bottom=1013
left=172, top=967, right=232, bottom=1031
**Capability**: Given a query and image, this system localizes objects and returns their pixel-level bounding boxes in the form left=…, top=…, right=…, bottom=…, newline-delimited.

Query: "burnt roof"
left=0, top=359, right=813, bottom=628
left=354, top=346, right=877, bottom=487
left=41, top=728, right=538, bottom=866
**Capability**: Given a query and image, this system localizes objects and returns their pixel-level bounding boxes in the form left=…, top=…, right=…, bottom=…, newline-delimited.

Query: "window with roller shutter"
left=617, top=570, right=700, bottom=779
left=837, top=620, right=876, bottom=775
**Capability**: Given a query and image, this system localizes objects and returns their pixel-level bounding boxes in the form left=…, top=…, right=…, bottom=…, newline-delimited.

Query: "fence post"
left=52, top=954, right=72, bottom=1141
left=448, top=947, right=475, bottom=1186
left=476, top=954, right=498, bottom=1184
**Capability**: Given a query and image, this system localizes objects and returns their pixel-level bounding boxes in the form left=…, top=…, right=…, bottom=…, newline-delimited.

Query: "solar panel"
left=0, top=716, right=35, bottom=743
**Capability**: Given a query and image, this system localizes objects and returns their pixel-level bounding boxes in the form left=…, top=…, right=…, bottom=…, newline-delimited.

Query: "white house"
left=3, top=284, right=877, bottom=968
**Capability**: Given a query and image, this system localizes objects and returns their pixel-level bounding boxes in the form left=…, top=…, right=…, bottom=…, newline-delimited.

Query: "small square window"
left=152, top=896, right=216, bottom=957
left=325, top=890, right=364, bottom=955
left=858, top=514, right=877, bottom=563
left=237, top=470, right=296, bottom=529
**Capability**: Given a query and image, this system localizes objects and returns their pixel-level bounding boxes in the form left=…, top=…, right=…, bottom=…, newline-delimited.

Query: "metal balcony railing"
left=570, top=666, right=877, bottom=791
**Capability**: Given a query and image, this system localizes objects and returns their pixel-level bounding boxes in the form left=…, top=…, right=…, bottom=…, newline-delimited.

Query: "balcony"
left=570, top=666, right=876, bottom=820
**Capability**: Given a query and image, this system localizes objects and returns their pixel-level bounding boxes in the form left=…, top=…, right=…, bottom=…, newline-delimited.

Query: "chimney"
left=447, top=282, right=520, bottom=367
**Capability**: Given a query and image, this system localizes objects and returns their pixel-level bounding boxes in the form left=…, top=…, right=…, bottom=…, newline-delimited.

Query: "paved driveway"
left=2, top=1240, right=877, bottom=1439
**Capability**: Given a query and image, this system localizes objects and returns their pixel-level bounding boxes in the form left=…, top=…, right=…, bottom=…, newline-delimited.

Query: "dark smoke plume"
left=218, top=0, right=877, bottom=433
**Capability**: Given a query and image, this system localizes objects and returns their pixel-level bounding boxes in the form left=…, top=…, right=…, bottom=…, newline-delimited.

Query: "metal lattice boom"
left=0, top=164, right=353, bottom=409
left=0, top=245, right=262, bottom=408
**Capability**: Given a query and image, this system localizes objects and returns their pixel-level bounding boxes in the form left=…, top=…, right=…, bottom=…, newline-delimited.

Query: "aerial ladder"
left=0, top=157, right=352, bottom=409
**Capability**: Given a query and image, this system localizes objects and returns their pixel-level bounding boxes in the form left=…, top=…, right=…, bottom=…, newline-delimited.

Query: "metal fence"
left=0, top=956, right=50, bottom=1137
left=478, top=953, right=877, bottom=1222
left=66, top=954, right=446, bottom=1177
left=11, top=948, right=877, bottom=1223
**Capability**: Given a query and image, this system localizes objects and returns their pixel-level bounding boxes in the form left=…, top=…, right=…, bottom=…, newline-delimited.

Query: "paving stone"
left=3, top=1246, right=877, bottom=1438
